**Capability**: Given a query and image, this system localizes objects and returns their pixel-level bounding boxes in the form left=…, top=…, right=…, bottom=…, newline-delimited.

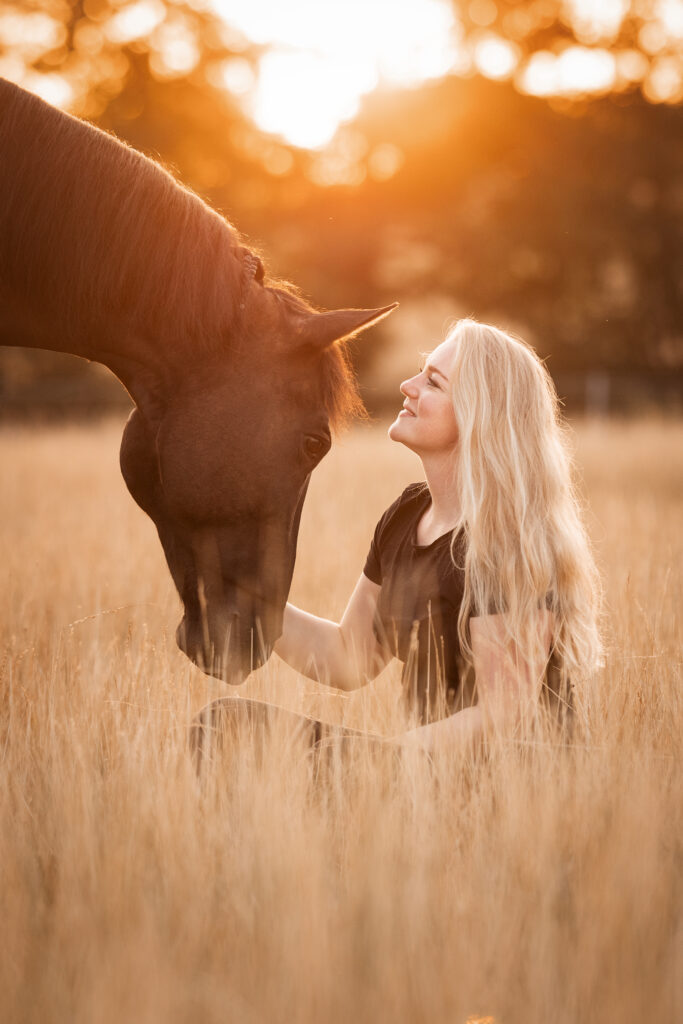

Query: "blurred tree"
left=276, top=74, right=682, bottom=383
left=0, top=0, right=681, bottom=414
left=457, top=0, right=681, bottom=56
left=0, top=0, right=310, bottom=212
left=452, top=0, right=683, bottom=106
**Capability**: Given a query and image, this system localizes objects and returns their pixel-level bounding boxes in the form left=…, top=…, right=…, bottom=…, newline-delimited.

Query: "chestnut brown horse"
left=0, top=78, right=397, bottom=684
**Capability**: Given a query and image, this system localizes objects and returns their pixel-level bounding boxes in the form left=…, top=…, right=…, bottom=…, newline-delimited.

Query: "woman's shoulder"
left=364, top=483, right=429, bottom=584
left=381, top=481, right=429, bottom=520
left=400, top=481, right=429, bottom=500
left=372, top=482, right=428, bottom=538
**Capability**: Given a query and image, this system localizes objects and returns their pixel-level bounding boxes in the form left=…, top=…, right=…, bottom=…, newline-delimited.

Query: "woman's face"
left=388, top=339, right=459, bottom=456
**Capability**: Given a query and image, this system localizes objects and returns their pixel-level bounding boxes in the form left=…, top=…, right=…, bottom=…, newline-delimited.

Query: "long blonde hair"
left=445, top=318, right=603, bottom=709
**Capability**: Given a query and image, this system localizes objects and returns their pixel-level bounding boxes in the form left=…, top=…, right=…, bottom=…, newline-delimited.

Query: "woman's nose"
left=400, top=376, right=419, bottom=398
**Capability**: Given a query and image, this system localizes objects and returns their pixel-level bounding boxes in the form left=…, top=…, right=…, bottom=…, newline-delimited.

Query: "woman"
left=272, top=317, right=603, bottom=756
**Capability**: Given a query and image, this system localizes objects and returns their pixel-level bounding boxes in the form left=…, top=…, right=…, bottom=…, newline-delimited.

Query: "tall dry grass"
left=0, top=415, right=680, bottom=1024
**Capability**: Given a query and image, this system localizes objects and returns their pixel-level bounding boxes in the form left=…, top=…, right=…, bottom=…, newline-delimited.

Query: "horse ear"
left=293, top=302, right=398, bottom=351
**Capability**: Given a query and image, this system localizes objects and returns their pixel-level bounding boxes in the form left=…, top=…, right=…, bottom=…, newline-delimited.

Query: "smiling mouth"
left=400, top=407, right=416, bottom=417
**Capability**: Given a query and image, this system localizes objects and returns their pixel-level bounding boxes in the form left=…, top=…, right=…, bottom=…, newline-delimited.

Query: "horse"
left=0, top=78, right=397, bottom=684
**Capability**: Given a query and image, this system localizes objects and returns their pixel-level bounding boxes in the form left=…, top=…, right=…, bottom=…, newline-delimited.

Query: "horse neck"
left=0, top=283, right=88, bottom=358
left=0, top=279, right=166, bottom=417
left=0, top=82, right=175, bottom=383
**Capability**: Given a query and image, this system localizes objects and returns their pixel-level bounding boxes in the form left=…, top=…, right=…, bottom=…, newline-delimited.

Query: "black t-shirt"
left=363, top=482, right=475, bottom=725
left=363, top=482, right=569, bottom=727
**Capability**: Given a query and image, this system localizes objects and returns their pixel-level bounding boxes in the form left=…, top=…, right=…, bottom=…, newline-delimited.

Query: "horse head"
left=0, top=78, right=397, bottom=683
left=120, top=255, right=396, bottom=683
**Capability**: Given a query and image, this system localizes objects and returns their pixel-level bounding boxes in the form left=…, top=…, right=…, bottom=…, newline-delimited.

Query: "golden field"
left=0, top=414, right=680, bottom=1024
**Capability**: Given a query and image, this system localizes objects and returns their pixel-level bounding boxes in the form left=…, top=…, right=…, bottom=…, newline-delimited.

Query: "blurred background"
left=0, top=0, right=681, bottom=417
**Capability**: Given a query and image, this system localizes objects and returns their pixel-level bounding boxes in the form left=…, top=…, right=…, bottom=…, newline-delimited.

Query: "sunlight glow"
left=20, top=70, right=74, bottom=108
left=567, top=0, right=629, bottom=44
left=368, top=142, right=405, bottom=182
left=657, top=0, right=683, bottom=39
left=615, top=48, right=650, bottom=84
left=219, top=57, right=256, bottom=97
left=5, top=0, right=679, bottom=150
left=473, top=34, right=520, bottom=80
left=253, top=50, right=377, bottom=149
left=212, top=0, right=461, bottom=148
left=149, top=18, right=200, bottom=78
left=104, top=0, right=165, bottom=45
left=639, top=19, right=669, bottom=54
left=643, top=54, right=683, bottom=102
left=0, top=11, right=65, bottom=59
left=520, top=46, right=617, bottom=98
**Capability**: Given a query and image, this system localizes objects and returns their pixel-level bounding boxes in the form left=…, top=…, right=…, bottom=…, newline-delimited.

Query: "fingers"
left=187, top=698, right=433, bottom=783
left=189, top=697, right=322, bottom=774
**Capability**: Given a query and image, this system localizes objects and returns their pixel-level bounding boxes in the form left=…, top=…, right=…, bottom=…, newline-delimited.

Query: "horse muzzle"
left=175, top=607, right=277, bottom=683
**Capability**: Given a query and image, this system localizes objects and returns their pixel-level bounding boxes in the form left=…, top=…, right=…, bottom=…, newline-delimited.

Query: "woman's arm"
left=471, top=607, right=554, bottom=728
left=397, top=705, right=485, bottom=756
left=394, top=609, right=554, bottom=754
left=273, top=573, right=392, bottom=692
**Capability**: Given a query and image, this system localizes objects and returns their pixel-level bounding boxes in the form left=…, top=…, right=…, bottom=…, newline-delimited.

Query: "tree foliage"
left=0, top=1, right=681, bottom=411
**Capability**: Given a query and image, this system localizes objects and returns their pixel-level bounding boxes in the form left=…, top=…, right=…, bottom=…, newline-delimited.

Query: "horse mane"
left=0, top=80, right=245, bottom=351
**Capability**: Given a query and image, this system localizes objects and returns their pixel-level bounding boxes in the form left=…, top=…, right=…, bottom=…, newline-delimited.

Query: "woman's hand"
left=388, top=705, right=485, bottom=757
left=387, top=728, right=434, bottom=755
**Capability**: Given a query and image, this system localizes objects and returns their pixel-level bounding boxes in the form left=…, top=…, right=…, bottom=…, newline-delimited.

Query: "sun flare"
left=212, top=0, right=461, bottom=148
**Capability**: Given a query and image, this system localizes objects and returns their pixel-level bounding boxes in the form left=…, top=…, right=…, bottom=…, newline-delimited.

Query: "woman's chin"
left=388, top=418, right=416, bottom=447
left=387, top=417, right=403, bottom=441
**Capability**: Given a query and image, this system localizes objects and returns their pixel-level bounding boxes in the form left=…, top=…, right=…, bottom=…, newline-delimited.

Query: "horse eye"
left=303, top=434, right=329, bottom=461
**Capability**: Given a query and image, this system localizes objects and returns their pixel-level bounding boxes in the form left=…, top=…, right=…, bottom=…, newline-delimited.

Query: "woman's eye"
left=303, top=435, right=329, bottom=460
left=427, top=376, right=438, bottom=388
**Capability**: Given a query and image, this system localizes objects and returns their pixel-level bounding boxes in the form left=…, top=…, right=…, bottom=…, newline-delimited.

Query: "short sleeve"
left=362, top=484, right=424, bottom=586
left=363, top=523, right=383, bottom=584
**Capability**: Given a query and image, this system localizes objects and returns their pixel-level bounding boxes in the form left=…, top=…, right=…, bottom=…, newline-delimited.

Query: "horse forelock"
left=318, top=339, right=367, bottom=433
